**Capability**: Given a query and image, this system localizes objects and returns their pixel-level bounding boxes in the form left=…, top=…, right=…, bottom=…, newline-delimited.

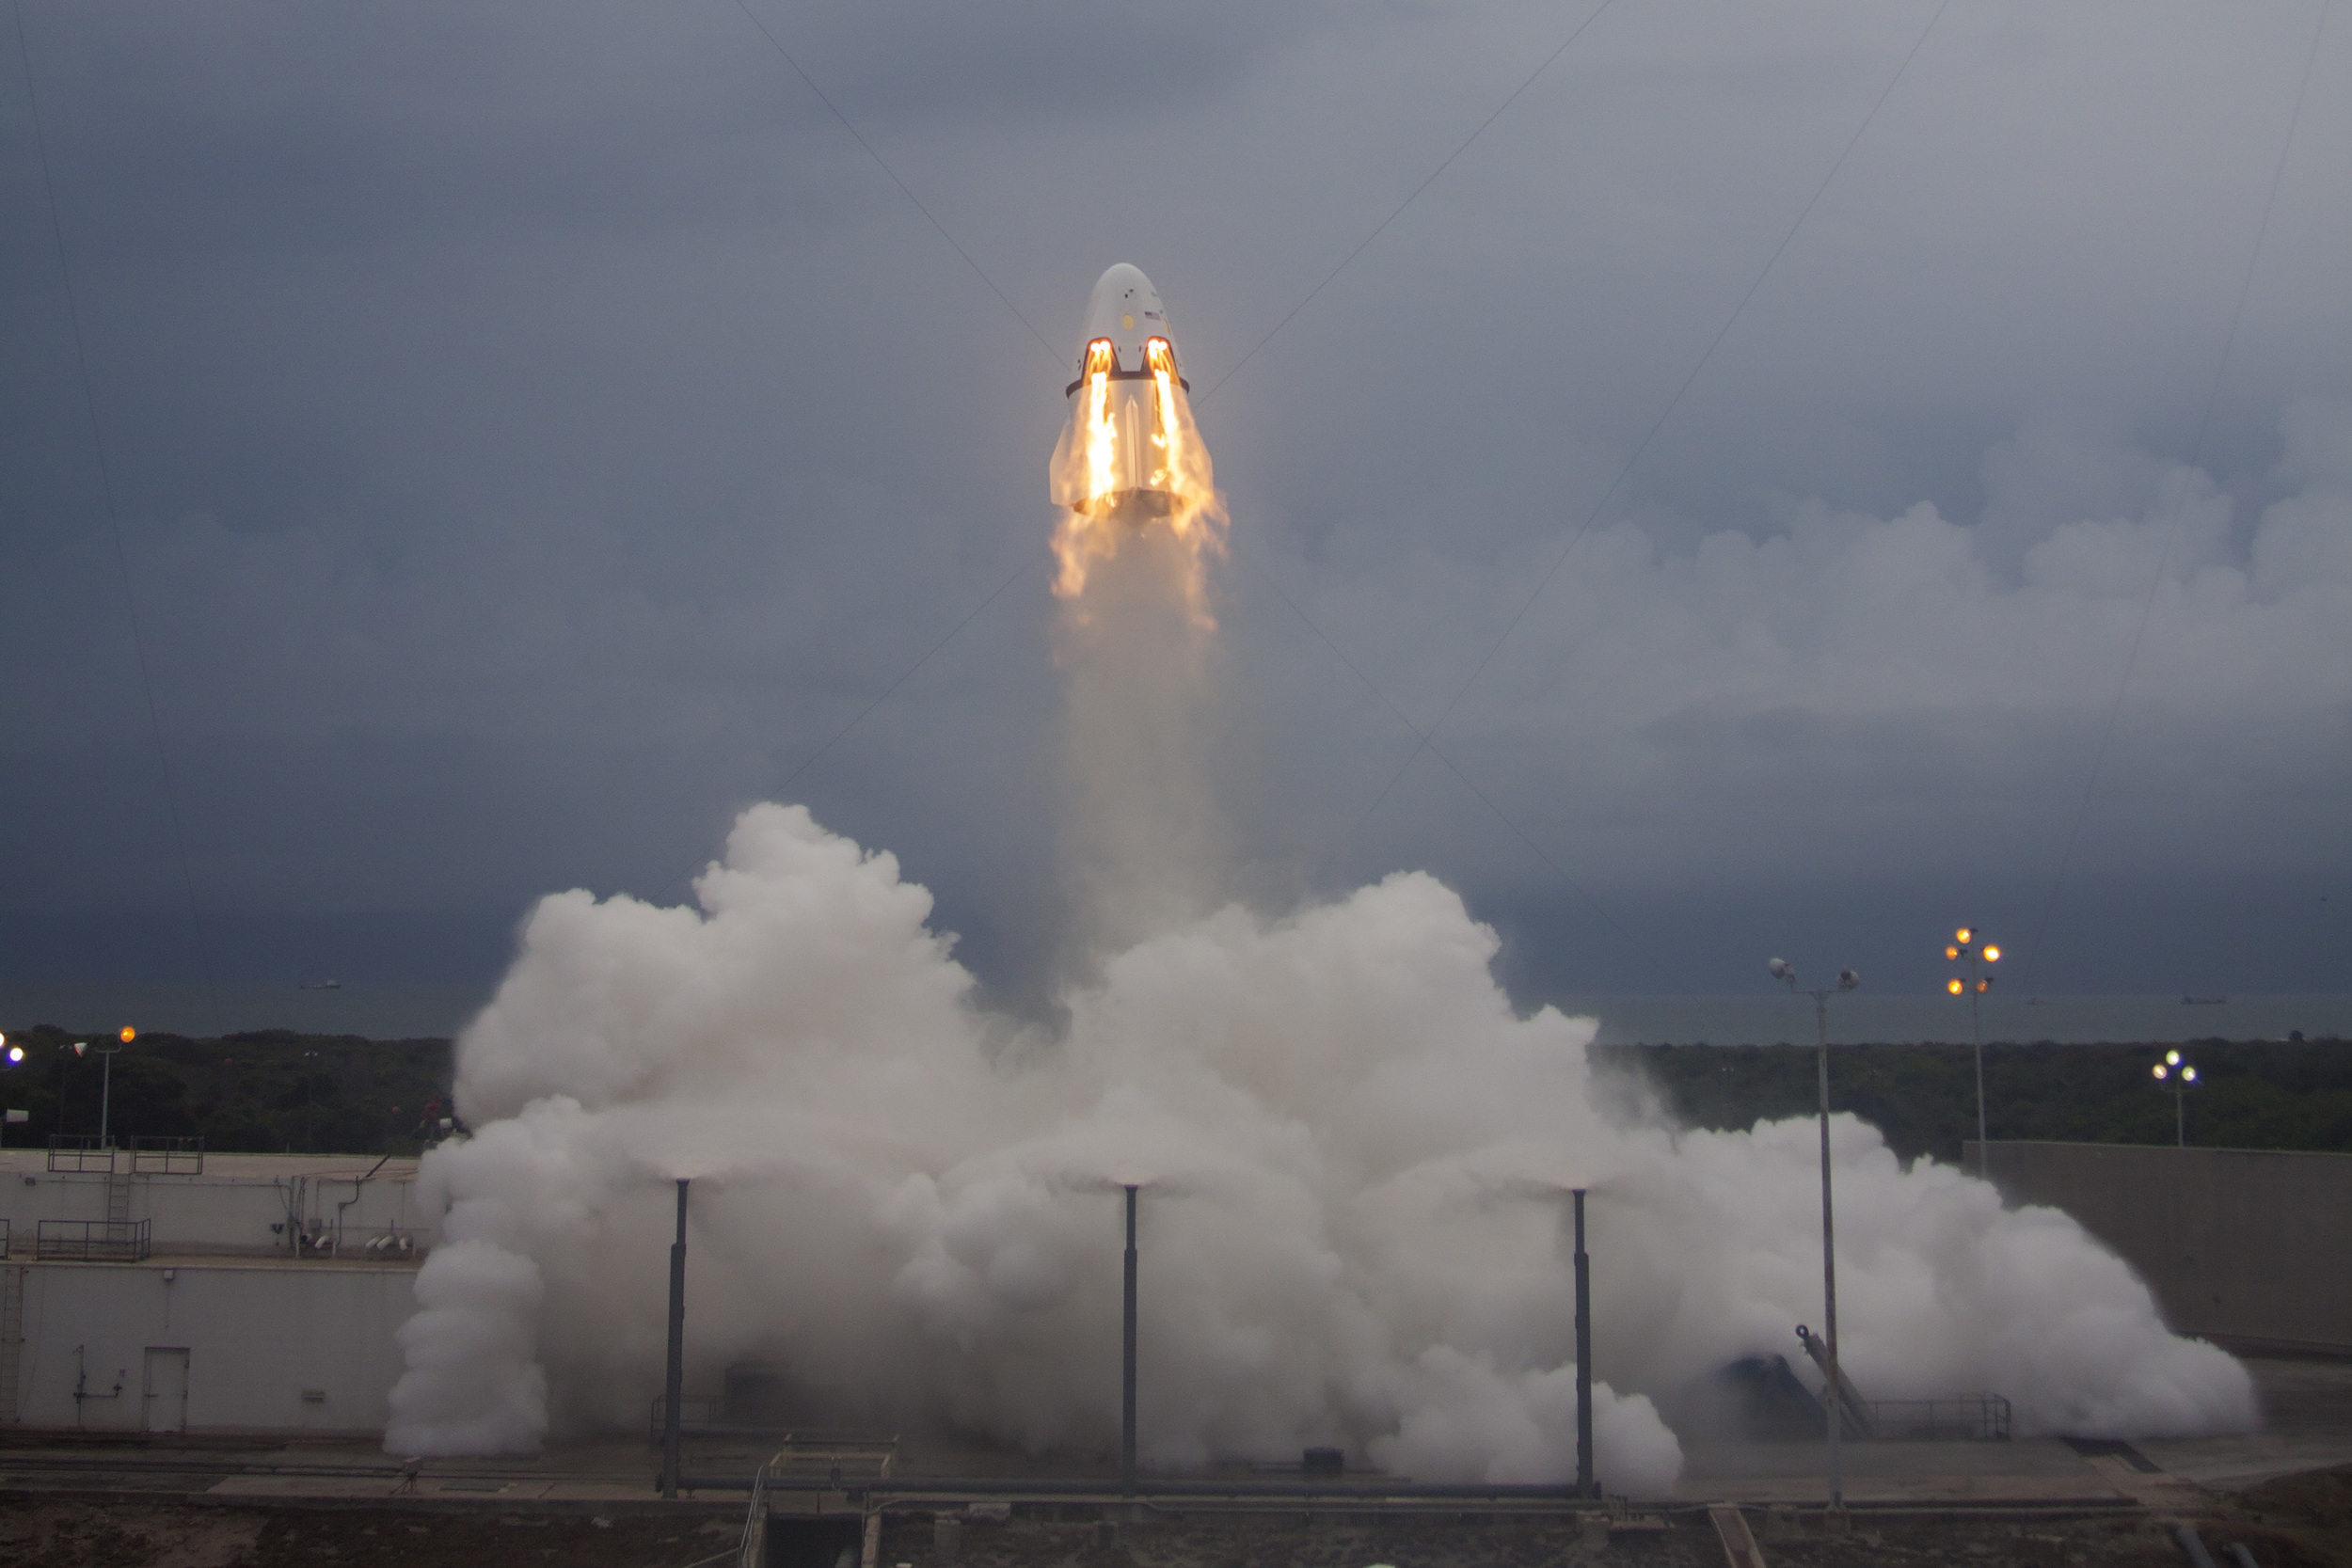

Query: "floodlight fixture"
left=1982, top=945, right=2000, bottom=963
left=119, top=1026, right=136, bottom=1044
left=1947, top=945, right=1960, bottom=959
left=1768, top=958, right=1794, bottom=982
left=4, top=1045, right=21, bottom=1066
left=2154, top=1052, right=2199, bottom=1146
left=1955, top=927, right=1972, bottom=944
left=1838, top=969, right=1860, bottom=991
left=1948, top=978, right=1964, bottom=995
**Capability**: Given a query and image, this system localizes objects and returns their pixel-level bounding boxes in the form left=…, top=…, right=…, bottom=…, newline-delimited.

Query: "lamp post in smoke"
left=1572, top=1187, right=1595, bottom=1500
left=662, top=1178, right=690, bottom=1501
left=1121, top=1183, right=1139, bottom=1500
left=1944, top=928, right=2000, bottom=1169
left=1769, top=958, right=1859, bottom=1514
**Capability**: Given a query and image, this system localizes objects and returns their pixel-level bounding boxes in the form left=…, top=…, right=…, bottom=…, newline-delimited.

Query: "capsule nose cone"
left=1080, top=263, right=1175, bottom=378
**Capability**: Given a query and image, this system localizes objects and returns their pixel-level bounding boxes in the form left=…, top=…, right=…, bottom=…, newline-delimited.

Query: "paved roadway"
left=0, top=1355, right=2341, bottom=1513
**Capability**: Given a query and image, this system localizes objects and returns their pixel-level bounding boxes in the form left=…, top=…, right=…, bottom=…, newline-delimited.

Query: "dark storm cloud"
left=3, top=0, right=2346, bottom=1011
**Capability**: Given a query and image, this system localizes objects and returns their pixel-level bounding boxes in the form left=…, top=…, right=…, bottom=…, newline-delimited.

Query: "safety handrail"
left=36, top=1218, right=152, bottom=1262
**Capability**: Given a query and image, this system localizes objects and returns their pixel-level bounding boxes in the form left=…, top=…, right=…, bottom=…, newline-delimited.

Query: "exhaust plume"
left=384, top=807, right=2253, bottom=1487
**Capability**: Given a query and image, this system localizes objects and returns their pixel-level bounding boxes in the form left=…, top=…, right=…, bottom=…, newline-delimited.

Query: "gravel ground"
left=0, top=1465, right=2345, bottom=1568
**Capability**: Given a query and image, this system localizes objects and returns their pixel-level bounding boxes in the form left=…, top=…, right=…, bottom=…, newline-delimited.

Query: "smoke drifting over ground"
left=386, top=805, right=2252, bottom=1484
left=385, top=373, right=2254, bottom=1490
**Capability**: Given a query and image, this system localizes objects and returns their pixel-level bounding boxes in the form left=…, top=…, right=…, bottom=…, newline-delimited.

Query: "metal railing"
left=737, top=1436, right=897, bottom=1568
left=45, top=1135, right=114, bottom=1175
left=36, top=1219, right=152, bottom=1262
left=647, top=1393, right=727, bottom=1443
left=129, top=1135, right=203, bottom=1176
left=1867, top=1395, right=2012, bottom=1442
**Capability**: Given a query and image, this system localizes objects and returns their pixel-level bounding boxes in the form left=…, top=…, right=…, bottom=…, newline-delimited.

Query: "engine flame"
left=1048, top=336, right=1226, bottom=621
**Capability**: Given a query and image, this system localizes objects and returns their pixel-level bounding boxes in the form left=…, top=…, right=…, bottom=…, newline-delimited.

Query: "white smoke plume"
left=384, top=802, right=2254, bottom=1488
left=1056, top=523, right=1230, bottom=959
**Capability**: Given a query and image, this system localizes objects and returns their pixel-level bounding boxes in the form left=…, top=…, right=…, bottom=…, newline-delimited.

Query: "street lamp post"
left=1121, top=1183, right=1140, bottom=1500
left=1, top=1033, right=24, bottom=1148
left=84, top=1026, right=135, bottom=1148
left=662, top=1178, right=690, bottom=1500
left=301, top=1049, right=320, bottom=1153
left=1572, top=1187, right=1595, bottom=1500
left=1770, top=957, right=1860, bottom=1514
left=1944, top=929, right=2001, bottom=1168
left=2152, top=1051, right=2198, bottom=1148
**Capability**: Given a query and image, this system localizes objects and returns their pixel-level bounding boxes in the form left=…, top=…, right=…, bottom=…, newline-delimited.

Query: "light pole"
left=1121, top=1183, right=1139, bottom=1500
left=2152, top=1051, right=2198, bottom=1148
left=1571, top=1187, right=1595, bottom=1500
left=79, top=1026, right=135, bottom=1147
left=1, top=1034, right=24, bottom=1148
left=1770, top=957, right=1859, bottom=1514
left=1943, top=929, right=2001, bottom=1168
left=662, top=1178, right=690, bottom=1500
left=301, top=1049, right=320, bottom=1153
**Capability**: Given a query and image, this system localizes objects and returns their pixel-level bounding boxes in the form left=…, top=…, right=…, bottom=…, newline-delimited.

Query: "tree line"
left=3, top=1023, right=2344, bottom=1164
left=0, top=1024, right=454, bottom=1156
left=1597, top=1037, right=2352, bottom=1164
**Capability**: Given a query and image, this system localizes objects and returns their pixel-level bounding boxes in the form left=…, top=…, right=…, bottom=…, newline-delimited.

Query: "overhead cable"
left=11, top=0, right=225, bottom=1036
left=2021, top=0, right=2333, bottom=991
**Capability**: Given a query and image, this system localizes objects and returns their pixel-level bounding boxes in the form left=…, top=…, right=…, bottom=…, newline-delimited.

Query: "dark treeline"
left=1599, top=1038, right=2352, bottom=1165
left=5, top=1025, right=2348, bottom=1164
left=0, top=1025, right=453, bottom=1156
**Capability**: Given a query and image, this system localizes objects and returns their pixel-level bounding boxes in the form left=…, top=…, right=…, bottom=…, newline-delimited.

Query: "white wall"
left=5, top=1259, right=417, bottom=1434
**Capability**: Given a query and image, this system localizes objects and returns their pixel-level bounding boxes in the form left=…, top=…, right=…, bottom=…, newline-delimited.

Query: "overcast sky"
left=4, top=0, right=2347, bottom=1016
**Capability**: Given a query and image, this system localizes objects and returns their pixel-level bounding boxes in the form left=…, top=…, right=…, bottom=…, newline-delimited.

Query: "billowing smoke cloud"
left=384, top=801, right=2254, bottom=1487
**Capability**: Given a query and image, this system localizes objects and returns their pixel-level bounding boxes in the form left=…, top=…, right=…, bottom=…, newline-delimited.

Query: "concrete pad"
left=1675, top=1438, right=2131, bottom=1506
left=2138, top=1356, right=2352, bottom=1490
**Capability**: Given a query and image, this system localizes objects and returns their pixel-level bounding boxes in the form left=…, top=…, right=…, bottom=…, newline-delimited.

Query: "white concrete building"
left=0, top=1146, right=433, bottom=1436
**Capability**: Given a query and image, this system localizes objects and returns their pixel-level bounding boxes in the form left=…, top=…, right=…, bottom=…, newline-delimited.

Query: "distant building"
left=0, top=1147, right=431, bottom=1435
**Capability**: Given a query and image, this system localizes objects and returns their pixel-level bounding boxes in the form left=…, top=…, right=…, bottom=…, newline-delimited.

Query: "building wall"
left=2, top=1258, right=416, bottom=1434
left=1970, top=1140, right=2352, bottom=1354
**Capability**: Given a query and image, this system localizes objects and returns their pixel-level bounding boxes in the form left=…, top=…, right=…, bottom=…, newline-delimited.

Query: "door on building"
left=143, top=1348, right=190, bottom=1433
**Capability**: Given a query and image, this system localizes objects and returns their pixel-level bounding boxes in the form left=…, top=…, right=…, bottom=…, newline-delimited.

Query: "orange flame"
left=1048, top=337, right=1226, bottom=621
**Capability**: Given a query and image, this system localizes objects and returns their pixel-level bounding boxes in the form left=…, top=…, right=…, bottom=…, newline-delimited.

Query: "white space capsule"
left=1049, top=263, right=1208, bottom=521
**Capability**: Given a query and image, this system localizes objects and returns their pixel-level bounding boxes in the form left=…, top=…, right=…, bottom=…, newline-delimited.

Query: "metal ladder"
left=0, top=1267, right=24, bottom=1423
left=105, top=1171, right=134, bottom=1230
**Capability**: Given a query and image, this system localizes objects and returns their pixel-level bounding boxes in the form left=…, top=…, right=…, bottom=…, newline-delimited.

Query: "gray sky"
left=4, top=0, right=2347, bottom=1017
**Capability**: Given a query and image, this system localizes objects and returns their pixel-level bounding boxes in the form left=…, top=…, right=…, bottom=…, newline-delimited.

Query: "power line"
left=654, top=555, right=1041, bottom=901
left=1353, top=0, right=1953, bottom=828
left=638, top=2, right=1072, bottom=901
left=1228, top=542, right=1662, bottom=976
left=728, top=0, right=1060, bottom=366
left=1198, top=0, right=1621, bottom=406
left=11, top=0, right=224, bottom=1037
left=2021, top=0, right=2332, bottom=993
